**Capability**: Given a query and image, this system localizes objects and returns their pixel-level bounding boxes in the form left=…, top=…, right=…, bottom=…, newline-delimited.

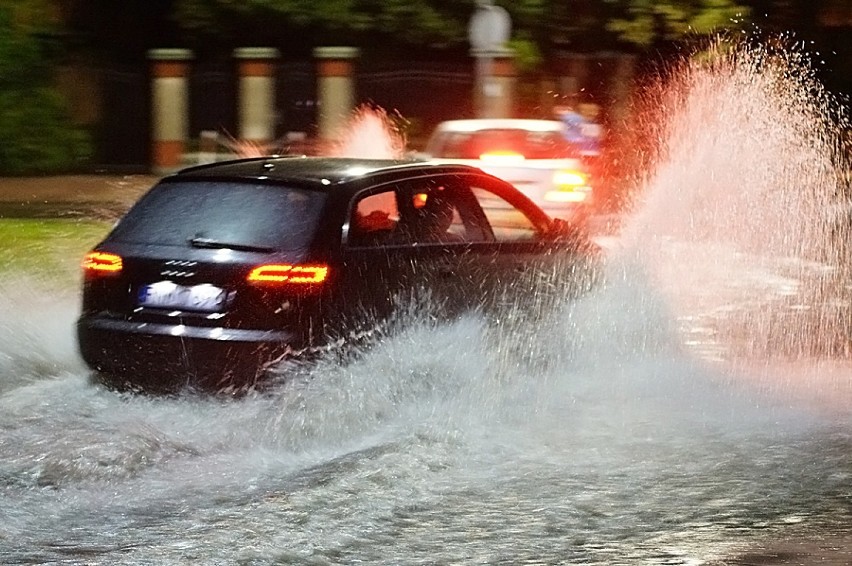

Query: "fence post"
left=313, top=47, right=359, bottom=142
left=234, top=47, right=280, bottom=150
left=148, top=48, right=193, bottom=174
left=471, top=47, right=515, bottom=118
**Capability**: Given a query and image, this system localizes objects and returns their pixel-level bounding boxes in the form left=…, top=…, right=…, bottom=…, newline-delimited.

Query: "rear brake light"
left=247, top=264, right=329, bottom=285
left=82, top=251, right=123, bottom=274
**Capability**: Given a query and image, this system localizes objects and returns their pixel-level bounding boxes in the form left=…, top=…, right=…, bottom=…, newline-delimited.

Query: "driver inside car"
left=410, top=190, right=464, bottom=244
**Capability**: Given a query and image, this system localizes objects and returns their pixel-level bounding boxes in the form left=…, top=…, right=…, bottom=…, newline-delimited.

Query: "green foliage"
left=0, top=89, right=92, bottom=175
left=606, top=0, right=751, bottom=46
left=0, top=2, right=92, bottom=174
left=172, top=0, right=472, bottom=50
left=0, top=219, right=110, bottom=283
left=507, top=37, right=543, bottom=73
left=0, top=5, right=47, bottom=88
left=167, top=0, right=755, bottom=57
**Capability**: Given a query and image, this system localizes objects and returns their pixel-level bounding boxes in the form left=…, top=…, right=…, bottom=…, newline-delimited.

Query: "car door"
left=445, top=172, right=597, bottom=315
left=340, top=175, right=495, bottom=326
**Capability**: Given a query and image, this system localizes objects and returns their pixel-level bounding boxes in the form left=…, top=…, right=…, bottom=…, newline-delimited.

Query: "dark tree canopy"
left=54, top=0, right=843, bottom=67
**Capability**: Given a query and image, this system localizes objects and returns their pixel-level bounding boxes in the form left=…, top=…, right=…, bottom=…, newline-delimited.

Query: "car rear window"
left=108, top=181, right=327, bottom=250
left=427, top=129, right=578, bottom=159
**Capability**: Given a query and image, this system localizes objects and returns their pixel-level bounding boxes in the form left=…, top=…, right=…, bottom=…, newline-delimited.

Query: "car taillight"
left=546, top=170, right=592, bottom=203
left=82, top=251, right=123, bottom=274
left=247, top=264, right=329, bottom=285
left=479, top=151, right=525, bottom=164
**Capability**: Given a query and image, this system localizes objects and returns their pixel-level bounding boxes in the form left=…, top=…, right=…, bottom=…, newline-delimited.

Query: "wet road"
left=1, top=175, right=851, bottom=564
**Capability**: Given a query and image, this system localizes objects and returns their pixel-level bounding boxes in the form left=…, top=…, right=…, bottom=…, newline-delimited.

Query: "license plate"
left=138, top=281, right=231, bottom=312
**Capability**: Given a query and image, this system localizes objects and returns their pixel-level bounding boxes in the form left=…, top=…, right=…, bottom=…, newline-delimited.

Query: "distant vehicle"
left=77, top=157, right=599, bottom=393
left=419, top=119, right=594, bottom=224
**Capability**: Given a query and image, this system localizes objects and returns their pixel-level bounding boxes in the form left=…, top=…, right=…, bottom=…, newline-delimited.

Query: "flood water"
left=2, top=39, right=852, bottom=564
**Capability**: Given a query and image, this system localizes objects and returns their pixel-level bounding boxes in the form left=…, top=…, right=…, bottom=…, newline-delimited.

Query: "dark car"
left=77, top=157, right=598, bottom=393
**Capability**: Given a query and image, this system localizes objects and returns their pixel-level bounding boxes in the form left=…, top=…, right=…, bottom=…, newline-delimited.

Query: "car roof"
left=171, top=156, right=485, bottom=188
left=432, top=119, right=566, bottom=133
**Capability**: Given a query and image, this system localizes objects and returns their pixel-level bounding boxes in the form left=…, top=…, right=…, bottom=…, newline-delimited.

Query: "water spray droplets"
left=325, top=105, right=408, bottom=160
left=625, top=37, right=842, bottom=259
left=617, top=36, right=852, bottom=369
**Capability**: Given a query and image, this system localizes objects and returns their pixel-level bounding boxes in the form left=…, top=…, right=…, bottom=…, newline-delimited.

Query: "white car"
left=419, top=119, right=593, bottom=223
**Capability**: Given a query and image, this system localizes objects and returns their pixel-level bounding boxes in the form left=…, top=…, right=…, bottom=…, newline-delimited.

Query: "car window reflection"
left=470, top=186, right=539, bottom=242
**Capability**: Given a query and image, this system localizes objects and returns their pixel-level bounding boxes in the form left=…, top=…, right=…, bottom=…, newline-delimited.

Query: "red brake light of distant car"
left=546, top=170, right=592, bottom=203
left=247, top=264, right=329, bottom=285
left=82, top=251, right=123, bottom=274
left=479, top=151, right=526, bottom=164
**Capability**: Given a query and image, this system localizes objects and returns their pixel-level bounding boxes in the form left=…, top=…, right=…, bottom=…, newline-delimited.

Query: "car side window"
left=395, top=180, right=490, bottom=245
left=470, top=186, right=540, bottom=242
left=348, top=190, right=400, bottom=247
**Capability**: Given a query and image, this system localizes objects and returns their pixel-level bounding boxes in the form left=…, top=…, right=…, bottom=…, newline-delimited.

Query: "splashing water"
left=614, top=36, right=852, bottom=381
left=217, top=135, right=270, bottom=158
left=623, top=37, right=845, bottom=257
left=215, top=105, right=408, bottom=160
left=323, top=104, right=408, bottom=159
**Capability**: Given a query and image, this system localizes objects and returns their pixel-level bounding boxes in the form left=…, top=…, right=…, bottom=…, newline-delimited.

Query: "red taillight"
left=82, top=251, right=123, bottom=274
left=247, top=264, right=329, bottom=285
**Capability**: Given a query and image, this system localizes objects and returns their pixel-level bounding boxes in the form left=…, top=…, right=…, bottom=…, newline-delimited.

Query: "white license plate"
left=138, top=281, right=230, bottom=312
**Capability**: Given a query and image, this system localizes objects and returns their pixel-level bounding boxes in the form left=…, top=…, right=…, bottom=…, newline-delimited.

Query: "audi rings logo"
left=161, top=259, right=197, bottom=278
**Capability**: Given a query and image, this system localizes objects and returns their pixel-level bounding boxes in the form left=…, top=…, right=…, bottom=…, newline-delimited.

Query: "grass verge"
left=0, top=219, right=111, bottom=285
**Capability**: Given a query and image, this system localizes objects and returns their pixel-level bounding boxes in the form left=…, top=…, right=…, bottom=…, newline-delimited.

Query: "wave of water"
left=0, top=256, right=848, bottom=564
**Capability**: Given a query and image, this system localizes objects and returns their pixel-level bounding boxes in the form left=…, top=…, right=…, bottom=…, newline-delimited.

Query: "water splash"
left=322, top=104, right=408, bottom=159
left=213, top=132, right=311, bottom=159
left=217, top=135, right=270, bottom=158
left=212, top=105, right=408, bottom=160
left=622, top=35, right=847, bottom=256
left=0, top=279, right=85, bottom=394
left=612, top=35, right=852, bottom=399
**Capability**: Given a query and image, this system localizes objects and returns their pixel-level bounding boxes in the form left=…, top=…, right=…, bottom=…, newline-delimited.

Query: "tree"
left=604, top=0, right=751, bottom=47
left=170, top=0, right=474, bottom=56
left=0, top=0, right=91, bottom=174
left=0, top=0, right=54, bottom=86
left=167, top=0, right=759, bottom=68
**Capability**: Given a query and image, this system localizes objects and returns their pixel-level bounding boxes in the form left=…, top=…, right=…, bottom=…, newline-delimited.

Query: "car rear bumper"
left=77, top=316, right=299, bottom=391
left=79, top=316, right=295, bottom=342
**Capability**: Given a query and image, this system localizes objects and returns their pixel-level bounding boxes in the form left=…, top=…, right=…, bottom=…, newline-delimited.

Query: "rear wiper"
left=188, top=237, right=275, bottom=253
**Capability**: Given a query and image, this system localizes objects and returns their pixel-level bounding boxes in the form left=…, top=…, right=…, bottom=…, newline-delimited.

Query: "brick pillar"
left=234, top=47, right=279, bottom=147
left=148, top=48, right=193, bottom=174
left=313, top=47, right=359, bottom=141
left=472, top=47, right=515, bottom=119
